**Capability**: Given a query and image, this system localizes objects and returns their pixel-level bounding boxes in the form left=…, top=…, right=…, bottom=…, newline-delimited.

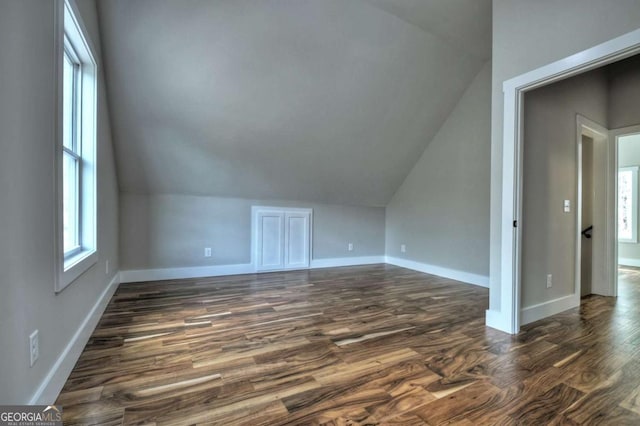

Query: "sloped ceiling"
left=363, top=0, right=491, bottom=61
left=98, top=0, right=491, bottom=206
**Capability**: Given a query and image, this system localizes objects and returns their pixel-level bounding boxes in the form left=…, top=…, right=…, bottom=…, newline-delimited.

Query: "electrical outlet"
left=204, top=247, right=212, bottom=257
left=29, top=330, right=39, bottom=367
left=547, top=274, right=553, bottom=288
left=106, top=259, right=110, bottom=275
left=400, top=244, right=406, bottom=253
left=348, top=243, right=353, bottom=251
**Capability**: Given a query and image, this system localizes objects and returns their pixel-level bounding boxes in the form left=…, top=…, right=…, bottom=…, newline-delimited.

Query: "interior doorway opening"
left=577, top=117, right=611, bottom=299
left=580, top=135, right=594, bottom=296
left=616, top=128, right=640, bottom=294
left=492, top=27, right=640, bottom=334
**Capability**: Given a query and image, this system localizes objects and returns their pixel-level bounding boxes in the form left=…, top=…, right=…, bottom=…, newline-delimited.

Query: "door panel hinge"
left=513, top=220, right=518, bottom=228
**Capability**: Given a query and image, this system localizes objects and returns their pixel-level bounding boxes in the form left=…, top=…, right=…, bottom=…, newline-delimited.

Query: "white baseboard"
left=385, top=256, right=489, bottom=288
left=120, top=257, right=387, bottom=283
left=619, top=257, right=640, bottom=267
left=520, top=293, right=579, bottom=326
left=30, top=273, right=120, bottom=404
left=120, top=263, right=254, bottom=283
left=484, top=309, right=513, bottom=333
left=310, top=256, right=385, bottom=269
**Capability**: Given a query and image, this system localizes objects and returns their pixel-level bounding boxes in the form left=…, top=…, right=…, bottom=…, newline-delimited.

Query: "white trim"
left=521, top=294, right=579, bottom=326
left=485, top=309, right=503, bottom=330
left=120, top=257, right=488, bottom=288
left=385, top=256, right=489, bottom=288
left=53, top=0, right=64, bottom=293
left=502, top=29, right=640, bottom=94
left=120, top=264, right=254, bottom=283
left=63, top=0, right=99, bottom=68
left=495, top=28, right=640, bottom=335
left=30, top=273, right=120, bottom=404
left=54, top=0, right=99, bottom=293
left=575, top=116, right=612, bottom=299
left=619, top=257, right=640, bottom=268
left=62, top=250, right=98, bottom=287
left=250, top=206, right=314, bottom=213
left=310, top=256, right=385, bottom=269
left=612, top=125, right=640, bottom=297
left=120, top=256, right=388, bottom=283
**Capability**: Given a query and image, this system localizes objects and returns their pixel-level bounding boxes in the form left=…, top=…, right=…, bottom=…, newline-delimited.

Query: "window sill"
left=57, top=249, right=97, bottom=292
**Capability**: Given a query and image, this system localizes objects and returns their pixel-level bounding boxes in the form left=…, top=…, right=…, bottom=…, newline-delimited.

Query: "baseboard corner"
left=385, top=256, right=489, bottom=288
left=520, top=293, right=579, bottom=326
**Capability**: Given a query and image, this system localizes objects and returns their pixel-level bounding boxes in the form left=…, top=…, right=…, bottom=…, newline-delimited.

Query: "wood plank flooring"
left=57, top=264, right=640, bottom=425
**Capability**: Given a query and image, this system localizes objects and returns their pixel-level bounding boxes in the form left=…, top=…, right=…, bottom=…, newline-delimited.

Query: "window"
left=56, top=0, right=98, bottom=292
left=618, top=166, right=638, bottom=243
left=63, top=40, right=81, bottom=257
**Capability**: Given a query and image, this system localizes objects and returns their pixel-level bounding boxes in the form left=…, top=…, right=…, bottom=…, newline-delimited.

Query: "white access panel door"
left=256, top=211, right=285, bottom=271
left=284, top=212, right=311, bottom=269
left=253, top=207, right=312, bottom=272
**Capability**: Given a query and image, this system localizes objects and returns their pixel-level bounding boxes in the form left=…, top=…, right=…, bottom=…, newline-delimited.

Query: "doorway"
left=616, top=128, right=640, bottom=291
left=492, top=29, right=640, bottom=334
left=577, top=117, right=610, bottom=298
left=580, top=135, right=594, bottom=296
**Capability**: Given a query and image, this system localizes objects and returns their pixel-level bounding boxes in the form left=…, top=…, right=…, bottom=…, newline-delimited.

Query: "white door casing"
left=612, top=124, right=640, bottom=297
left=491, top=28, right=640, bottom=334
left=576, top=116, right=611, bottom=300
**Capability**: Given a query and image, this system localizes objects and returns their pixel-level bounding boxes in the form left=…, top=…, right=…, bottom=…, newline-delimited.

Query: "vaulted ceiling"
left=98, top=0, right=491, bottom=206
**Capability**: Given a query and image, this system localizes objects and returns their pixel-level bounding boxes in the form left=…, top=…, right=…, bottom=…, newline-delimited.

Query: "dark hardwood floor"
left=57, top=264, right=640, bottom=425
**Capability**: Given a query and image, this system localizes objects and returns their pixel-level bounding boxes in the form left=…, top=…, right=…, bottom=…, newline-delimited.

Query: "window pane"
left=63, top=51, right=75, bottom=150
left=63, top=152, right=79, bottom=253
left=619, top=170, right=633, bottom=240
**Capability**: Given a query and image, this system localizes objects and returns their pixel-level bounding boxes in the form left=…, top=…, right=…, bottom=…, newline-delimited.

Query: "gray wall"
left=618, top=134, right=640, bottom=263
left=385, top=62, right=491, bottom=276
left=120, top=194, right=385, bottom=270
left=521, top=70, right=608, bottom=308
left=0, top=0, right=119, bottom=404
left=490, top=0, right=640, bottom=311
left=609, top=55, right=640, bottom=130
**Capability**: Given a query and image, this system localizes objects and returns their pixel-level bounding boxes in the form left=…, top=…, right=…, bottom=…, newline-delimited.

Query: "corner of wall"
left=30, top=273, right=120, bottom=404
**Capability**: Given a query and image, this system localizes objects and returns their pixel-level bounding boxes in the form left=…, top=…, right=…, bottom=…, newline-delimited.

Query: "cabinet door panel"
left=285, top=213, right=310, bottom=268
left=257, top=212, right=284, bottom=270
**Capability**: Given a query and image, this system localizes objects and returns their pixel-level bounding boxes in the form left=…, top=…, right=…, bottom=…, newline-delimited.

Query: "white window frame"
left=54, top=0, right=99, bottom=292
left=618, top=166, right=638, bottom=244
left=63, top=39, right=82, bottom=258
